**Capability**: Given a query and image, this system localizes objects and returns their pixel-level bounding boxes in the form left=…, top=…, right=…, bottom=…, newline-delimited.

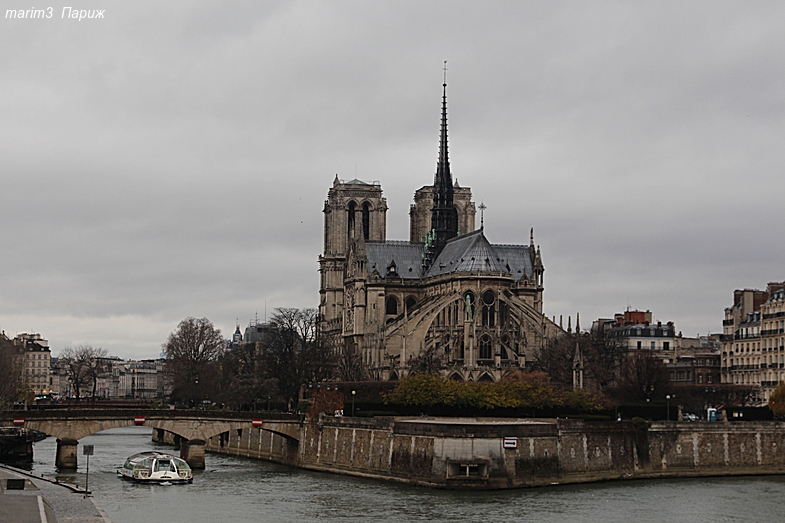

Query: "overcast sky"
left=2, top=1, right=784, bottom=359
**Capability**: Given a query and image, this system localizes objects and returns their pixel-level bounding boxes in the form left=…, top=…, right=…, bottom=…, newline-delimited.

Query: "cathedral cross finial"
left=478, top=202, right=486, bottom=230
left=443, top=60, right=447, bottom=85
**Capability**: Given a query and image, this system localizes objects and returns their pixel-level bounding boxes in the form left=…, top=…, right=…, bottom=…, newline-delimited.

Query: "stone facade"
left=318, top=84, right=562, bottom=382
left=721, top=283, right=785, bottom=403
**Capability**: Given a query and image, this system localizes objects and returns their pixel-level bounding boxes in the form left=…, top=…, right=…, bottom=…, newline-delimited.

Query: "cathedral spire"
left=436, top=63, right=451, bottom=190
left=428, top=61, right=459, bottom=265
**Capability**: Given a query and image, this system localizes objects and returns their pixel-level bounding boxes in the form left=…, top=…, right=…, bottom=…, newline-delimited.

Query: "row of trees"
left=386, top=371, right=605, bottom=412
left=164, top=309, right=338, bottom=410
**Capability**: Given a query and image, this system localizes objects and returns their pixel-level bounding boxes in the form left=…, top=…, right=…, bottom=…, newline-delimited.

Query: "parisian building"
left=14, top=333, right=53, bottom=396
left=318, top=80, right=563, bottom=382
left=721, top=283, right=785, bottom=403
left=596, top=310, right=720, bottom=387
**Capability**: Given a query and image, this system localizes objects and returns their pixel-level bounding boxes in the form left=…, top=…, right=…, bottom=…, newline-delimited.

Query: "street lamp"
left=194, top=378, right=199, bottom=409
left=351, top=390, right=356, bottom=417
left=666, top=394, right=671, bottom=421
left=267, top=395, right=271, bottom=411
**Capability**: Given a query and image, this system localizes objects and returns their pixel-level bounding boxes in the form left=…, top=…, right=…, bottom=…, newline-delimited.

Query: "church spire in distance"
left=428, top=61, right=459, bottom=265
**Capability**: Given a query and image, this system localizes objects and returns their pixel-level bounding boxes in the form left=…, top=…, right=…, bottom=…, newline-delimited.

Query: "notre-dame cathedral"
left=318, top=80, right=562, bottom=382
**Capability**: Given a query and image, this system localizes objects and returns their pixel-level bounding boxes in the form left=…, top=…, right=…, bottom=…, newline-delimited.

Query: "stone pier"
left=180, top=439, right=206, bottom=469
left=55, top=439, right=78, bottom=469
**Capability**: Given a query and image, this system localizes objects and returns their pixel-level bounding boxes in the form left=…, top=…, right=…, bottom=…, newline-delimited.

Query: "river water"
left=20, top=426, right=785, bottom=523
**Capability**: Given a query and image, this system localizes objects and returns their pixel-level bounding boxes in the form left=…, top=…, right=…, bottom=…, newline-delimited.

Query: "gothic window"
left=479, top=335, right=492, bottom=359
left=405, top=296, right=416, bottom=311
left=499, top=300, right=508, bottom=327
left=481, top=290, right=495, bottom=327
left=362, top=202, right=371, bottom=240
left=386, top=296, right=398, bottom=316
left=347, top=201, right=356, bottom=238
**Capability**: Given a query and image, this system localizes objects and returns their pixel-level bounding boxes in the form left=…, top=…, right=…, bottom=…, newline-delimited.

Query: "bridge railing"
left=0, top=409, right=302, bottom=422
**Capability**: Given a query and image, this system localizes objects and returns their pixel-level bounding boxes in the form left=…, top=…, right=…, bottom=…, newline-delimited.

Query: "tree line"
left=165, top=308, right=340, bottom=411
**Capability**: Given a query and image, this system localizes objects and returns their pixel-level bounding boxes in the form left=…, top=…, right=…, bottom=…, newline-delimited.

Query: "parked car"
left=683, top=413, right=700, bottom=422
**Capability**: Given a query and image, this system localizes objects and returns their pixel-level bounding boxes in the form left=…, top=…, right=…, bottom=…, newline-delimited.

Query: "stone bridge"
left=0, top=410, right=301, bottom=469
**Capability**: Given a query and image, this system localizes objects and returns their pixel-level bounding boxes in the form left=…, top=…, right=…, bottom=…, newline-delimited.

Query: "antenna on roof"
left=443, top=60, right=447, bottom=85
left=478, top=202, right=486, bottom=230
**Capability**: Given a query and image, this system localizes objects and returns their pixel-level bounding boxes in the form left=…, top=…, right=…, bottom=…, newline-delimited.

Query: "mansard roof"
left=366, top=241, right=424, bottom=279
left=425, top=229, right=533, bottom=281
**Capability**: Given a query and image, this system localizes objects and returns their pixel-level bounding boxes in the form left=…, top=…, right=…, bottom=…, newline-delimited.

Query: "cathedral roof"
left=366, top=241, right=424, bottom=279
left=425, top=229, right=533, bottom=281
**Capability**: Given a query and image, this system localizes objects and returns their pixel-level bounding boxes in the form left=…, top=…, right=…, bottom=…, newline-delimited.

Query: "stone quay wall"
left=156, top=418, right=785, bottom=489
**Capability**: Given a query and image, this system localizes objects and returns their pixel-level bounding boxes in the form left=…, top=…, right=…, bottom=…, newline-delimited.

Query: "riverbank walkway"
left=0, top=464, right=111, bottom=523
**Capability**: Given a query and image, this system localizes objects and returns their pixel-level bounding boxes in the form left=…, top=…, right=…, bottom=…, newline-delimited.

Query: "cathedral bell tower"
left=318, top=177, right=387, bottom=342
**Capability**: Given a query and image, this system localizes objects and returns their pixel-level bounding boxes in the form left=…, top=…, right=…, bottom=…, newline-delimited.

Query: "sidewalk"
left=0, top=465, right=111, bottom=523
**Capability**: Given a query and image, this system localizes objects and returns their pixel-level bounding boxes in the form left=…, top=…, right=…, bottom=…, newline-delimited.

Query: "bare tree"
left=262, top=308, right=337, bottom=410
left=408, top=344, right=445, bottom=376
left=536, top=333, right=586, bottom=390
left=586, top=328, right=624, bottom=390
left=218, top=342, right=276, bottom=410
left=59, top=345, right=99, bottom=400
left=338, top=348, right=370, bottom=382
left=164, top=317, right=224, bottom=406
left=617, top=350, right=672, bottom=402
left=85, top=347, right=109, bottom=398
left=0, top=334, right=25, bottom=408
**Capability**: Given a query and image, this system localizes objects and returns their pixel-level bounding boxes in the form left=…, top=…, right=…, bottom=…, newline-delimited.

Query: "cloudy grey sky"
left=2, top=1, right=784, bottom=359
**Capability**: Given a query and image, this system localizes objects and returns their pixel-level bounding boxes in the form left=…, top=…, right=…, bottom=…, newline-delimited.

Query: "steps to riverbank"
left=0, top=464, right=112, bottom=523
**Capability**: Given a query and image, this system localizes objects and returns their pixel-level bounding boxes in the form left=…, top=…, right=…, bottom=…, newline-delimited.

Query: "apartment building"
left=721, top=283, right=785, bottom=403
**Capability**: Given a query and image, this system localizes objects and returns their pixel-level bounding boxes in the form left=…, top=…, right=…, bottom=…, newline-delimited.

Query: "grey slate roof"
left=365, top=230, right=533, bottom=282
left=366, top=241, right=424, bottom=279
left=426, top=230, right=533, bottom=281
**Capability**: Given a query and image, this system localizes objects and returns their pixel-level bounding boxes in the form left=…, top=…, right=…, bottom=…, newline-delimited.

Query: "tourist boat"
left=117, top=452, right=193, bottom=484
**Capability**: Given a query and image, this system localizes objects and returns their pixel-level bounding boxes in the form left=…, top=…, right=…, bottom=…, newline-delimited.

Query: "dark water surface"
left=23, top=427, right=785, bottom=523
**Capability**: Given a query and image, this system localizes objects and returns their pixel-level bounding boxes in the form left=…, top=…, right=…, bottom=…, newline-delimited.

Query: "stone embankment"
left=153, top=417, right=785, bottom=489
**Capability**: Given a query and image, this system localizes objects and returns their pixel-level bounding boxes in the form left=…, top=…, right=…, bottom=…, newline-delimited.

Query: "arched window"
left=347, top=201, right=356, bottom=238
left=405, top=296, right=416, bottom=311
left=386, top=296, right=398, bottom=316
left=362, top=202, right=371, bottom=240
left=479, top=335, right=492, bottom=359
left=481, top=290, right=495, bottom=327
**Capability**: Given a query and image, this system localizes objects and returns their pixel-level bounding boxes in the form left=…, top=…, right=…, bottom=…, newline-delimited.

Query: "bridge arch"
left=15, top=413, right=301, bottom=470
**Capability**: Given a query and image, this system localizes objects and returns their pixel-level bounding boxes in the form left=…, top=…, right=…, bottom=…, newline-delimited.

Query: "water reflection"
left=23, top=426, right=785, bottom=523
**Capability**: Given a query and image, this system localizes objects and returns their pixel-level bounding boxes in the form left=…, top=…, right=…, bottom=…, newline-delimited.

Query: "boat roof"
left=126, top=451, right=179, bottom=463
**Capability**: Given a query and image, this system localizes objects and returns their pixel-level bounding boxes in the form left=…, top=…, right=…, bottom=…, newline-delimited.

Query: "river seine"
left=21, top=426, right=785, bottom=523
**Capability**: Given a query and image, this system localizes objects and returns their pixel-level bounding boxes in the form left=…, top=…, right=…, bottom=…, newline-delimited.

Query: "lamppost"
left=351, top=390, right=356, bottom=417
left=666, top=394, right=671, bottom=421
left=194, top=378, right=199, bottom=409
left=267, top=395, right=271, bottom=411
